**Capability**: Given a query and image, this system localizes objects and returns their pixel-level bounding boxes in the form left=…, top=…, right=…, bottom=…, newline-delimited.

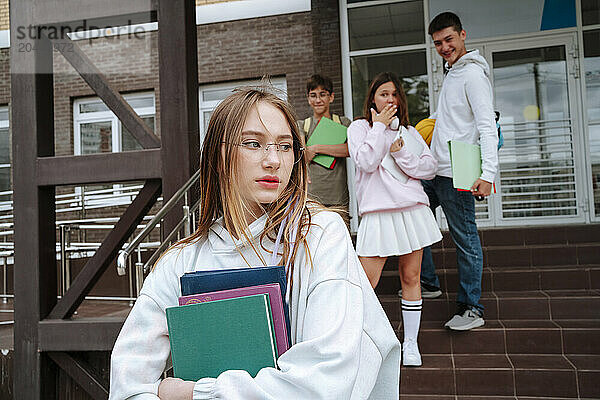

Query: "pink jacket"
left=348, top=120, right=437, bottom=216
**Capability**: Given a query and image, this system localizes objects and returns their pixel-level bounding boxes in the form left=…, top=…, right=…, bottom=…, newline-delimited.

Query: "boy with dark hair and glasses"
left=298, top=74, right=352, bottom=225
left=420, top=12, right=499, bottom=331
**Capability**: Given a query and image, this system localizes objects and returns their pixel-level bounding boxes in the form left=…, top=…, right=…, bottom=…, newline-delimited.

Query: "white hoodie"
left=109, top=209, right=401, bottom=400
left=431, top=49, right=499, bottom=183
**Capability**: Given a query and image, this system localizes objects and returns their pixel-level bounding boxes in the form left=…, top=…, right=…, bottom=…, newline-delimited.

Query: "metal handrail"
left=116, top=169, right=201, bottom=275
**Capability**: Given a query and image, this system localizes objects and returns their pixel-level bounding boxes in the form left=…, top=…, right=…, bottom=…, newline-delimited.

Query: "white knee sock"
left=402, top=299, right=422, bottom=343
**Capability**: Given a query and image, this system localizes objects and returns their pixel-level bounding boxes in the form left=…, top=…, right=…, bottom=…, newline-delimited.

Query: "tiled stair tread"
left=401, top=354, right=596, bottom=398
left=379, top=289, right=600, bottom=300
left=565, top=354, right=600, bottom=370
left=383, top=260, right=600, bottom=274
left=393, top=318, right=599, bottom=356
left=392, top=318, right=600, bottom=332
left=400, top=354, right=598, bottom=372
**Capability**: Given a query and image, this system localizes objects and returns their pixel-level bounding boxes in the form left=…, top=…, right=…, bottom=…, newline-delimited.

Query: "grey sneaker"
left=444, top=309, right=485, bottom=331
left=398, top=284, right=442, bottom=299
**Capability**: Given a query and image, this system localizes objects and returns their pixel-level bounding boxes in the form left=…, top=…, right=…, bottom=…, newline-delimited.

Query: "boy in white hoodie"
left=420, top=12, right=499, bottom=331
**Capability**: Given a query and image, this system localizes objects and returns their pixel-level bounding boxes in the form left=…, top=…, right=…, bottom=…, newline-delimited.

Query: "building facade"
left=0, top=0, right=599, bottom=232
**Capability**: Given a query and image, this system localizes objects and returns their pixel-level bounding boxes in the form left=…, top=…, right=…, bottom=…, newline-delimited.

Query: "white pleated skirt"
left=356, top=206, right=443, bottom=257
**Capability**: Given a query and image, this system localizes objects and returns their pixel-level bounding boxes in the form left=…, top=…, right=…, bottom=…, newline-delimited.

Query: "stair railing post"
left=135, top=247, right=144, bottom=298
left=64, top=226, right=71, bottom=292
left=183, top=192, right=191, bottom=237
left=59, top=224, right=66, bottom=296
left=2, top=256, right=6, bottom=304
left=128, top=256, right=134, bottom=306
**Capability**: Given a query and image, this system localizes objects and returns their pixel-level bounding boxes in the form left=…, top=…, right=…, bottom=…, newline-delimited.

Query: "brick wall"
left=310, top=0, right=345, bottom=117
left=0, top=48, right=8, bottom=104
left=50, top=10, right=321, bottom=156
left=1, top=0, right=344, bottom=204
left=196, top=12, right=314, bottom=118
left=0, top=0, right=8, bottom=31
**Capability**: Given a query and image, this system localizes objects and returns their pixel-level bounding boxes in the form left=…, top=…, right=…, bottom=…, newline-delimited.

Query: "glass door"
left=482, top=34, right=586, bottom=225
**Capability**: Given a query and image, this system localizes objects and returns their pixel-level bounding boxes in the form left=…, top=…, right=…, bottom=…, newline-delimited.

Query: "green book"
left=448, top=140, right=483, bottom=190
left=306, top=116, right=348, bottom=169
left=166, top=294, right=278, bottom=381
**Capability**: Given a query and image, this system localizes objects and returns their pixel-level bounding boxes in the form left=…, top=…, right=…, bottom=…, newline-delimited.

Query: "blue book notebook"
left=180, top=265, right=291, bottom=346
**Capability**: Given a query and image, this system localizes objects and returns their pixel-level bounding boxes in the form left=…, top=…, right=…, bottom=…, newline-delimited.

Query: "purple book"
left=178, top=283, right=289, bottom=357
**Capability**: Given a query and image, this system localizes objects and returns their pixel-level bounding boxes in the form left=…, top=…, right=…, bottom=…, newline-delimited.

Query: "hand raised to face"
left=371, top=104, right=397, bottom=127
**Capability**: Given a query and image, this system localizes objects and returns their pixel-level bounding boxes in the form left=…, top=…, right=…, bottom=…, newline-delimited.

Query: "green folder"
left=306, top=117, right=348, bottom=169
left=166, top=294, right=278, bottom=381
left=448, top=140, right=482, bottom=190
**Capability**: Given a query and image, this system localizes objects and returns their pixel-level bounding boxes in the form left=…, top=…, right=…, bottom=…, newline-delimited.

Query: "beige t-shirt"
left=299, top=115, right=352, bottom=207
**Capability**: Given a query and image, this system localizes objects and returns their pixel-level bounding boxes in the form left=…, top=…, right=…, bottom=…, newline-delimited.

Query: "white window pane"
left=202, top=87, right=236, bottom=102
left=584, top=29, right=600, bottom=216
left=348, top=1, right=424, bottom=51
left=0, top=166, right=10, bottom=192
left=81, top=121, right=112, bottom=154
left=0, top=126, right=9, bottom=191
left=0, top=108, right=8, bottom=121
left=79, top=101, right=110, bottom=114
left=583, top=0, right=600, bottom=26
left=122, top=116, right=154, bottom=152
left=126, top=96, right=154, bottom=110
left=350, top=50, right=429, bottom=123
left=203, top=111, right=213, bottom=133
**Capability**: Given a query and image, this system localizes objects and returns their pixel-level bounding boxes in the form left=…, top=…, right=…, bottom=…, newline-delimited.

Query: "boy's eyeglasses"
left=223, top=141, right=305, bottom=163
left=308, top=92, right=331, bottom=100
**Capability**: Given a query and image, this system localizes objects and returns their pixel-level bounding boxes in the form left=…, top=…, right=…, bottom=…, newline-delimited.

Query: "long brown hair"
left=363, top=72, right=409, bottom=128
left=172, top=85, right=313, bottom=279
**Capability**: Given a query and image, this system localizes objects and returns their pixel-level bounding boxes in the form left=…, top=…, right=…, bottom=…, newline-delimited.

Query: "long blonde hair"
left=175, top=85, right=313, bottom=279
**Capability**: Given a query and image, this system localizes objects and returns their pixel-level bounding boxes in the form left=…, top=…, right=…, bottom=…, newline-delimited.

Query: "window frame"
left=198, top=77, right=287, bottom=143
left=72, top=92, right=155, bottom=207
left=0, top=105, right=10, bottom=211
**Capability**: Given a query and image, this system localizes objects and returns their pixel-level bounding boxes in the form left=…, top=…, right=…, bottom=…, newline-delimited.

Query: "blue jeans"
left=421, top=176, right=484, bottom=315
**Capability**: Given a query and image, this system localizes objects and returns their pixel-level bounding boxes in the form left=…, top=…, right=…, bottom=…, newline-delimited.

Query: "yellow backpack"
left=414, top=118, right=435, bottom=146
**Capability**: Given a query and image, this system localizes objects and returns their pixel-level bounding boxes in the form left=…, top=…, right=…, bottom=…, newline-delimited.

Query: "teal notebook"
left=166, top=294, right=278, bottom=381
left=306, top=116, right=348, bottom=169
left=448, top=140, right=482, bottom=190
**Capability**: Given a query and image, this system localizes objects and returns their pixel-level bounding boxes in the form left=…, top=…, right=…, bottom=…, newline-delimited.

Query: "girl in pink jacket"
left=348, top=72, right=442, bottom=367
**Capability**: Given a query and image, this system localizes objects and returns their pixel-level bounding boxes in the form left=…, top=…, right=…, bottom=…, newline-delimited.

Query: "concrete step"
left=399, top=354, right=600, bottom=398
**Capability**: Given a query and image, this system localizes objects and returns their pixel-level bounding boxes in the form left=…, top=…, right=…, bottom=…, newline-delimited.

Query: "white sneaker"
left=402, top=339, right=422, bottom=367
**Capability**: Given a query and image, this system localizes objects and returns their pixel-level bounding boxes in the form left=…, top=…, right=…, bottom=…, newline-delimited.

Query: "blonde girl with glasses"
left=348, top=72, right=443, bottom=368
left=109, top=86, right=400, bottom=400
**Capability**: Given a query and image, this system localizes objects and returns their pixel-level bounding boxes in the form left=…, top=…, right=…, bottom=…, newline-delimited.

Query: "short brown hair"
left=306, top=74, right=333, bottom=94
left=428, top=11, right=463, bottom=36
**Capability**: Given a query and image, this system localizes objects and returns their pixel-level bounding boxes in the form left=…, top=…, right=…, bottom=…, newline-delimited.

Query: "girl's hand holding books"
left=158, top=377, right=195, bottom=400
left=390, top=136, right=404, bottom=153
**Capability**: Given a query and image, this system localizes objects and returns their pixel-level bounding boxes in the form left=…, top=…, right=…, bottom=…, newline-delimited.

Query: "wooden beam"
left=51, top=36, right=161, bottom=149
left=48, top=180, right=161, bottom=320
left=48, top=352, right=108, bottom=400
left=31, top=0, right=156, bottom=26
left=40, top=318, right=125, bottom=351
left=158, top=0, right=200, bottom=234
left=11, top=2, right=58, bottom=396
left=37, top=149, right=162, bottom=186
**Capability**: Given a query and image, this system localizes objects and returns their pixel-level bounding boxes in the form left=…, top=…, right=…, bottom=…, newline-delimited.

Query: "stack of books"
left=306, top=116, right=348, bottom=169
left=165, top=265, right=291, bottom=381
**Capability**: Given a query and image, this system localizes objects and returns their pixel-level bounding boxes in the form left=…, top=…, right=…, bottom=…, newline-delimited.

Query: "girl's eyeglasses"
left=223, top=141, right=305, bottom=163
